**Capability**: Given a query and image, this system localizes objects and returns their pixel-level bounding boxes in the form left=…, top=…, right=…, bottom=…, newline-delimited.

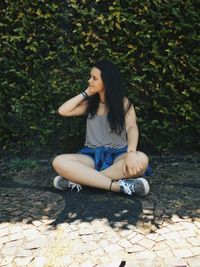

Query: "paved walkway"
left=0, top=156, right=200, bottom=267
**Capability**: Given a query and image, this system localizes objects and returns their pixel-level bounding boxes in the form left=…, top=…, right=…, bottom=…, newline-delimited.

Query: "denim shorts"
left=77, top=145, right=152, bottom=176
left=77, top=146, right=127, bottom=171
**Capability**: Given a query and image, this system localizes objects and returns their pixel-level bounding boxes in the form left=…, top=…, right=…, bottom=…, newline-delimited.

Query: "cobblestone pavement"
left=0, top=155, right=200, bottom=267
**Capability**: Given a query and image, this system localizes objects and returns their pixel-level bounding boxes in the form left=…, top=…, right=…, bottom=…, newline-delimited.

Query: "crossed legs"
left=52, top=152, right=149, bottom=192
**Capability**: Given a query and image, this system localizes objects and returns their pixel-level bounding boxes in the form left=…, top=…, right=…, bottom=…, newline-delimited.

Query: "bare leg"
left=100, top=151, right=149, bottom=180
left=100, top=151, right=149, bottom=191
left=52, top=154, right=121, bottom=192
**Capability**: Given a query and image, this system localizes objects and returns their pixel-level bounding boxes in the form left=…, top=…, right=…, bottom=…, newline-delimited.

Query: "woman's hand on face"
left=85, top=86, right=97, bottom=97
left=122, top=152, right=143, bottom=177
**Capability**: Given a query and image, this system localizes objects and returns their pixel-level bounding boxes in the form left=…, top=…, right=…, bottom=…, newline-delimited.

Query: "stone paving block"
left=9, top=225, right=22, bottom=234
left=190, top=246, right=200, bottom=256
left=156, top=227, right=170, bottom=235
left=173, top=248, right=193, bottom=258
left=174, top=238, right=191, bottom=248
left=142, top=201, right=154, bottom=210
left=63, top=231, right=79, bottom=240
left=31, top=220, right=43, bottom=227
left=143, top=209, right=154, bottom=215
left=162, top=231, right=181, bottom=240
left=29, top=256, right=47, bottom=267
left=106, top=234, right=121, bottom=243
left=178, top=229, right=196, bottom=238
left=155, top=248, right=174, bottom=259
left=90, top=248, right=105, bottom=257
left=155, top=235, right=165, bottom=242
left=146, top=233, right=159, bottom=241
left=73, top=241, right=100, bottom=254
left=194, top=221, right=200, bottom=229
left=153, top=241, right=168, bottom=250
left=165, top=221, right=175, bottom=228
left=0, top=256, right=14, bottom=265
left=93, top=233, right=104, bottom=241
left=14, top=256, right=34, bottom=266
left=103, top=243, right=123, bottom=253
left=94, top=228, right=106, bottom=234
left=129, top=233, right=144, bottom=244
left=24, top=238, right=47, bottom=249
left=0, top=223, right=9, bottom=229
left=126, top=244, right=144, bottom=253
left=127, top=231, right=137, bottom=240
left=143, top=215, right=154, bottom=220
left=16, top=248, right=34, bottom=257
left=167, top=223, right=186, bottom=231
left=187, top=237, right=200, bottom=246
left=186, top=256, right=200, bottom=267
left=96, top=254, right=111, bottom=264
left=118, top=239, right=132, bottom=248
left=10, top=210, right=24, bottom=216
left=137, top=237, right=155, bottom=250
left=165, top=239, right=181, bottom=249
left=135, top=250, right=157, bottom=260
left=23, top=228, right=40, bottom=241
left=171, top=214, right=183, bottom=223
left=107, top=250, right=127, bottom=260
left=119, top=229, right=133, bottom=237
left=98, top=239, right=111, bottom=248
left=4, top=239, right=23, bottom=248
left=180, top=221, right=197, bottom=230
left=154, top=217, right=163, bottom=226
left=79, top=227, right=94, bottom=235
left=139, top=259, right=165, bottom=267
left=79, top=222, right=92, bottom=229
left=1, top=245, right=17, bottom=257
left=164, top=257, right=188, bottom=267
left=81, top=234, right=94, bottom=243
left=0, top=228, right=9, bottom=237
left=8, top=232, right=24, bottom=241
left=195, top=228, right=200, bottom=235
left=56, top=255, right=73, bottom=266
left=81, top=260, right=96, bottom=267
left=0, top=235, right=10, bottom=244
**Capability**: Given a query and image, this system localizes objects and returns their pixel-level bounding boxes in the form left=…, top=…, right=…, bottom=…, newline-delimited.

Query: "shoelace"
left=69, top=182, right=82, bottom=192
left=118, top=180, right=135, bottom=195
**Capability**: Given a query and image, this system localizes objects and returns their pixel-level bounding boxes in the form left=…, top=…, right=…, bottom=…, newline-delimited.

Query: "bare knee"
left=137, top=151, right=149, bottom=170
left=52, top=154, right=65, bottom=171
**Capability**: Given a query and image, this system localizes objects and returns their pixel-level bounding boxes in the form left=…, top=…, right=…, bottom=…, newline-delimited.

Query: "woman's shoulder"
left=123, top=96, right=132, bottom=113
left=123, top=96, right=129, bottom=105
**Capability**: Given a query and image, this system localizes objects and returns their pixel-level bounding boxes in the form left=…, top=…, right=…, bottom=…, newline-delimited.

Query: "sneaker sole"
left=137, top=177, right=150, bottom=196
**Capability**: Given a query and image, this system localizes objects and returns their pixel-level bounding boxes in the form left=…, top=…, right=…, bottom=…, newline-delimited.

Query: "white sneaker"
left=53, top=176, right=82, bottom=192
left=118, top=177, right=150, bottom=196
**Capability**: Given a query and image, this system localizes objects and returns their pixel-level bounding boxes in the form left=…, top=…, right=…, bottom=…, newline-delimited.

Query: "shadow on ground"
left=0, top=152, right=200, bottom=231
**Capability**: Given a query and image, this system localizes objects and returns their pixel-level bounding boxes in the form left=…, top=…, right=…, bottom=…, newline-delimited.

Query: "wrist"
left=127, top=150, right=136, bottom=153
left=81, top=91, right=89, bottom=101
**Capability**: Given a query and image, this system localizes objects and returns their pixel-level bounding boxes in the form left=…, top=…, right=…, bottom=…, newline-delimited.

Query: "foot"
left=118, top=177, right=150, bottom=196
left=53, top=176, right=82, bottom=192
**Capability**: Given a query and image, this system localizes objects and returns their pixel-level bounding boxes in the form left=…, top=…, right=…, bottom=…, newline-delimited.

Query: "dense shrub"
left=1, top=0, right=199, bottom=154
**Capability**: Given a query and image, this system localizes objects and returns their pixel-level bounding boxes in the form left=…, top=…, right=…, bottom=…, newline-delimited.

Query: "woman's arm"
left=124, top=98, right=139, bottom=152
left=122, top=98, right=143, bottom=176
left=58, top=87, right=92, bottom=117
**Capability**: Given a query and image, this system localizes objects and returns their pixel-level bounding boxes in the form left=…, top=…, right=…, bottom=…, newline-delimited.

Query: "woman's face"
left=88, top=67, right=105, bottom=93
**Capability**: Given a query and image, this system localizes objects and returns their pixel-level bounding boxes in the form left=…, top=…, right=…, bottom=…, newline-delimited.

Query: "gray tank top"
left=84, top=114, right=128, bottom=149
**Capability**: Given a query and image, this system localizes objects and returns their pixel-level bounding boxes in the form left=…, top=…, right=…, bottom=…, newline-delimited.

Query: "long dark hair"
left=86, top=60, right=131, bottom=134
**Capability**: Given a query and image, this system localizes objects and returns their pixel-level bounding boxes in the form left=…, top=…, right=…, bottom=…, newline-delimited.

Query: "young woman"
left=52, top=60, right=151, bottom=196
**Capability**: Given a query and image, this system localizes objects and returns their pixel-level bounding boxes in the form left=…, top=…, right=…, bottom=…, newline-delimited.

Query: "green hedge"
left=1, top=0, right=199, bottom=154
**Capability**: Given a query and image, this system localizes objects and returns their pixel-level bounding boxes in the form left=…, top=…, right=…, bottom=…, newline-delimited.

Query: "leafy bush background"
left=1, top=0, right=199, bottom=154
